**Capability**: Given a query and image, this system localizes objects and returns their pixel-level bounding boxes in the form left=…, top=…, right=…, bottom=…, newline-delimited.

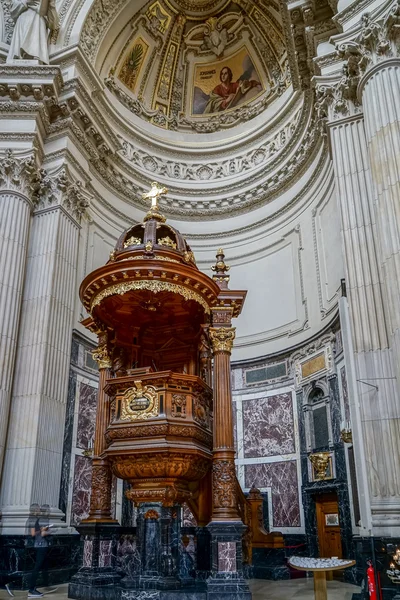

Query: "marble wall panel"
left=218, top=541, right=236, bottom=572
left=76, top=382, right=97, bottom=450
left=71, top=455, right=92, bottom=526
left=182, top=503, right=197, bottom=527
left=245, top=461, right=300, bottom=527
left=99, top=540, right=112, bottom=567
left=243, top=393, right=295, bottom=458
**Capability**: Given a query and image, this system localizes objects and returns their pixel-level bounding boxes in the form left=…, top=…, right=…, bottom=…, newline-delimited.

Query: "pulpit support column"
left=206, top=310, right=251, bottom=600
left=84, top=336, right=117, bottom=524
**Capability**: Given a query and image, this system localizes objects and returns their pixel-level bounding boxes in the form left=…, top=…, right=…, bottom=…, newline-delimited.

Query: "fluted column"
left=329, top=113, right=393, bottom=533
left=0, top=170, right=89, bottom=533
left=345, top=5, right=400, bottom=529
left=209, top=324, right=239, bottom=522
left=315, top=57, right=399, bottom=531
left=0, top=192, right=33, bottom=477
left=84, top=340, right=116, bottom=523
left=0, top=150, right=42, bottom=481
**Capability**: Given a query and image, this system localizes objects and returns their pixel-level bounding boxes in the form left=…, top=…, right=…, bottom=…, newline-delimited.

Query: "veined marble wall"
left=60, top=333, right=120, bottom=527
left=232, top=366, right=302, bottom=533
left=233, top=325, right=357, bottom=541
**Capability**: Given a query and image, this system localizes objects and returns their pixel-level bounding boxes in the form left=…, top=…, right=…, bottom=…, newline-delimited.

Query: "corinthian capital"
left=337, top=2, right=400, bottom=77
left=209, top=327, right=236, bottom=354
left=0, top=149, right=43, bottom=202
left=314, top=64, right=362, bottom=124
left=92, top=344, right=112, bottom=370
left=37, top=167, right=91, bottom=219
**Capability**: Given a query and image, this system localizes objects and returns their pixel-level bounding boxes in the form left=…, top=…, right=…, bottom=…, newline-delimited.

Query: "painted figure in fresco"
left=7, top=0, right=59, bottom=64
left=204, top=66, right=261, bottom=114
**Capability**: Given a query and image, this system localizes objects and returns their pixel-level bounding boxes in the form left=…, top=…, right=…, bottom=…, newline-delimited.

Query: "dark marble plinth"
left=69, top=567, right=121, bottom=600
left=121, top=589, right=206, bottom=600
left=207, top=573, right=252, bottom=600
left=0, top=533, right=81, bottom=589
left=206, top=522, right=252, bottom=600
left=68, top=523, right=122, bottom=600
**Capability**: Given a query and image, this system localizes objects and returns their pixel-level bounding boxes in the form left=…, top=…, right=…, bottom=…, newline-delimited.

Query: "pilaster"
left=0, top=166, right=90, bottom=534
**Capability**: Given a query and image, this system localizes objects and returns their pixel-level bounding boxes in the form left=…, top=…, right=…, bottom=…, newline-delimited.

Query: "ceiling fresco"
left=105, top=0, right=290, bottom=132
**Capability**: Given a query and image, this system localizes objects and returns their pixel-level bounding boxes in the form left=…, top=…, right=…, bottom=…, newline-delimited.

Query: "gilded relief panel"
left=118, top=38, right=149, bottom=93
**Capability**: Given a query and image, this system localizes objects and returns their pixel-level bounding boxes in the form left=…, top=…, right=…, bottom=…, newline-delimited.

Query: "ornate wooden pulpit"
left=72, top=185, right=280, bottom=600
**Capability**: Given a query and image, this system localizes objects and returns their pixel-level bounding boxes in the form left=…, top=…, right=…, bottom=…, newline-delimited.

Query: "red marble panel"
left=243, top=393, right=295, bottom=458
left=245, top=460, right=300, bottom=527
left=71, top=454, right=92, bottom=526
left=76, top=382, right=97, bottom=450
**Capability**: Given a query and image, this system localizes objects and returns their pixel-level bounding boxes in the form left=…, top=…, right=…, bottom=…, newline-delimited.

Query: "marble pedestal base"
left=120, top=586, right=207, bottom=600
left=68, top=523, right=121, bottom=600
left=69, top=567, right=121, bottom=600
left=206, top=522, right=252, bottom=600
left=207, top=573, right=252, bottom=600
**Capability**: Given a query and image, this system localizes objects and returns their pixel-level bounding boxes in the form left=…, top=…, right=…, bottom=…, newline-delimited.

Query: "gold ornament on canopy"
left=143, top=182, right=168, bottom=222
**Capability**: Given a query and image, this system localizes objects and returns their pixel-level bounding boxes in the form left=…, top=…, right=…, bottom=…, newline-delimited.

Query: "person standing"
left=26, top=504, right=51, bottom=598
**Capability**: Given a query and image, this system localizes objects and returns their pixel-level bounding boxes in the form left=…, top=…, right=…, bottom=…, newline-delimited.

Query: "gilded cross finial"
left=142, top=182, right=168, bottom=222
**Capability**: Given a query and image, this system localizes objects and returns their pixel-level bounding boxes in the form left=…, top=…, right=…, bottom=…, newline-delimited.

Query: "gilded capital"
left=92, top=344, right=112, bottom=370
left=209, top=327, right=235, bottom=354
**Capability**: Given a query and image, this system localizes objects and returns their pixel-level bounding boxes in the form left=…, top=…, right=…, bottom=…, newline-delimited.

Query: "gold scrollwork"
left=158, top=236, right=177, bottom=249
left=124, top=236, right=142, bottom=248
left=120, top=381, right=159, bottom=421
left=209, top=327, right=236, bottom=354
left=92, top=344, right=112, bottom=369
left=91, top=280, right=210, bottom=314
left=309, top=452, right=332, bottom=480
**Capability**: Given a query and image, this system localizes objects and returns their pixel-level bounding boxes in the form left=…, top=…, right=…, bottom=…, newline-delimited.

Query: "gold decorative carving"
left=105, top=423, right=212, bottom=447
left=143, top=182, right=168, bottom=222
left=145, top=509, right=159, bottom=520
left=171, top=394, right=187, bottom=418
left=212, top=460, right=237, bottom=508
left=91, top=280, right=210, bottom=314
left=121, top=255, right=180, bottom=263
left=211, top=248, right=230, bottom=288
left=112, top=453, right=211, bottom=482
left=209, top=327, right=235, bottom=353
left=158, top=236, right=177, bottom=249
left=120, top=381, right=159, bottom=421
left=124, top=236, right=142, bottom=248
left=309, top=452, right=332, bottom=481
left=183, top=251, right=196, bottom=265
left=92, top=344, right=112, bottom=369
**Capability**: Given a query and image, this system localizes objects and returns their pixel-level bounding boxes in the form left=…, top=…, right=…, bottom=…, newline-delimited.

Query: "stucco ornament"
left=7, top=0, right=59, bottom=64
left=201, top=17, right=231, bottom=57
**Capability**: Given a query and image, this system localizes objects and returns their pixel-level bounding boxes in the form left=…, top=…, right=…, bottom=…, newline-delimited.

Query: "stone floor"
left=0, top=579, right=360, bottom=600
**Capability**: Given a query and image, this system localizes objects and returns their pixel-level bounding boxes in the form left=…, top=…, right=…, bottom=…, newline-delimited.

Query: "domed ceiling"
left=74, top=0, right=338, bottom=218
left=103, top=0, right=289, bottom=133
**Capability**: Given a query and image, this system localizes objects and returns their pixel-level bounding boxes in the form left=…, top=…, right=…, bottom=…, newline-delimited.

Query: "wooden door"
left=315, top=493, right=342, bottom=559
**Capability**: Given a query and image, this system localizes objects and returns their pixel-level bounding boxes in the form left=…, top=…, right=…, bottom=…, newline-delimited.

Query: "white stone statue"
left=7, top=0, right=59, bottom=64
